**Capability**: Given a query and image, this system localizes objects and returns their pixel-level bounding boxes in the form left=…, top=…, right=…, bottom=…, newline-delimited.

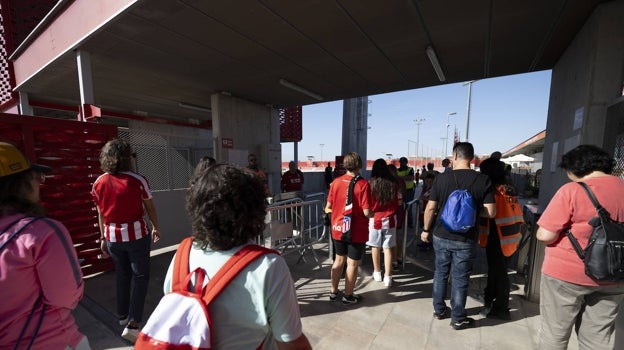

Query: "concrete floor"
left=74, top=233, right=582, bottom=350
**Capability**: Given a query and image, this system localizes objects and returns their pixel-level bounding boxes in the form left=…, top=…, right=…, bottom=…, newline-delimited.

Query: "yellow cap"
left=0, top=142, right=52, bottom=177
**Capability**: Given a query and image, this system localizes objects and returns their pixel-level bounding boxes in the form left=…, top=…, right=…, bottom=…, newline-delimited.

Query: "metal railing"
left=400, top=198, right=421, bottom=269
left=261, top=193, right=327, bottom=269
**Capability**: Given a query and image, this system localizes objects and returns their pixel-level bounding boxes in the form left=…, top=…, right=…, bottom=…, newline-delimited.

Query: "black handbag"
left=565, top=182, right=624, bottom=282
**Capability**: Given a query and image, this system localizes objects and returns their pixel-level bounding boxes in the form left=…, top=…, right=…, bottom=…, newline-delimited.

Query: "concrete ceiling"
left=16, top=0, right=611, bottom=123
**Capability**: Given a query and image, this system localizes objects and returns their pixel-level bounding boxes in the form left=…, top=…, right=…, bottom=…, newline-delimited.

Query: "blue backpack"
left=440, top=173, right=479, bottom=233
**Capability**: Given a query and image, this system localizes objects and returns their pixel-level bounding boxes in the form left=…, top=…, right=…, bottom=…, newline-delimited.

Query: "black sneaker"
left=433, top=306, right=450, bottom=320
left=329, top=291, right=341, bottom=302
left=450, top=317, right=475, bottom=330
left=392, top=262, right=400, bottom=271
left=341, top=294, right=361, bottom=305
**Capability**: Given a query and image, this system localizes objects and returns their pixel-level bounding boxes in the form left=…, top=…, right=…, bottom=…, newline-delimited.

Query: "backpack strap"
left=451, top=171, right=479, bottom=191
left=201, top=245, right=275, bottom=304
left=171, top=237, right=276, bottom=302
left=577, top=182, right=610, bottom=219
left=172, top=237, right=194, bottom=291
left=564, top=182, right=607, bottom=261
left=0, top=216, right=44, bottom=253
left=345, top=175, right=361, bottom=209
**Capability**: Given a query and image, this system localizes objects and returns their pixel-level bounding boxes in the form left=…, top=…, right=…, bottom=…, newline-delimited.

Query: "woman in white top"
left=163, top=164, right=312, bottom=350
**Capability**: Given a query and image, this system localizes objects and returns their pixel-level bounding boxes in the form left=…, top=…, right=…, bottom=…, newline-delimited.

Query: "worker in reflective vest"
left=478, top=185, right=524, bottom=256
left=477, top=157, right=524, bottom=320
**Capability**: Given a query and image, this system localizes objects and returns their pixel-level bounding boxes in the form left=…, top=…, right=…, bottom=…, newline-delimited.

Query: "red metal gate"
left=0, top=113, right=118, bottom=276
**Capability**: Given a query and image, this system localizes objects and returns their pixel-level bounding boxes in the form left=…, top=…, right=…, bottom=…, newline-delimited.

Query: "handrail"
left=401, top=198, right=421, bottom=269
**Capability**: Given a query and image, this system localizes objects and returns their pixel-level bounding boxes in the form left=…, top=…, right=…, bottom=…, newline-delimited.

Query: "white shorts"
left=367, top=227, right=396, bottom=249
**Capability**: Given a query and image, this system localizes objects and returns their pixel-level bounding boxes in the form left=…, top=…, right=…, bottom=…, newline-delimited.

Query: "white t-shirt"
left=163, top=242, right=303, bottom=349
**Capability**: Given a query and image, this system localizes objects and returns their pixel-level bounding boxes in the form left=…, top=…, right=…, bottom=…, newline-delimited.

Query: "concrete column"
left=211, top=93, right=281, bottom=194
left=341, top=97, right=369, bottom=170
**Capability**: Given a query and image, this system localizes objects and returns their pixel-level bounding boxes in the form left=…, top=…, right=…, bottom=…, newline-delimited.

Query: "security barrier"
left=262, top=193, right=327, bottom=268
left=400, top=198, right=421, bottom=268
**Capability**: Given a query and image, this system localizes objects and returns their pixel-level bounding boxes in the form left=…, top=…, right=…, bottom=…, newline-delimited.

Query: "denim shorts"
left=367, top=227, right=396, bottom=249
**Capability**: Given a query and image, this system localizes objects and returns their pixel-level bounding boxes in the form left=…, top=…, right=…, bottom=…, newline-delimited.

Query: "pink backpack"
left=135, top=237, right=274, bottom=349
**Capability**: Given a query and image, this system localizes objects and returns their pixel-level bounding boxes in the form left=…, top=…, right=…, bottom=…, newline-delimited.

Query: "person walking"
left=325, top=152, right=373, bottom=304
left=421, top=142, right=496, bottom=330
left=162, top=164, right=312, bottom=349
left=91, top=139, right=161, bottom=342
left=367, top=159, right=402, bottom=287
left=0, top=142, right=90, bottom=349
left=536, top=145, right=624, bottom=349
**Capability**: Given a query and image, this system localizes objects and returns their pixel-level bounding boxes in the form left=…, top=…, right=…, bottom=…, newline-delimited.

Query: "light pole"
left=413, top=118, right=425, bottom=166
left=445, top=112, right=456, bottom=157
left=462, top=80, right=478, bottom=142
left=319, top=144, right=324, bottom=162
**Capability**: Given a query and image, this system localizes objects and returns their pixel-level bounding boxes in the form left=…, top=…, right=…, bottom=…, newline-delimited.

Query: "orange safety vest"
left=478, top=184, right=524, bottom=257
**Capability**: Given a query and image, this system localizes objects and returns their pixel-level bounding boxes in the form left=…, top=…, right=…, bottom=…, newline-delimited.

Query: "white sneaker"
left=118, top=315, right=128, bottom=326
left=384, top=276, right=393, bottom=287
left=121, top=326, right=139, bottom=343
left=372, top=271, right=382, bottom=282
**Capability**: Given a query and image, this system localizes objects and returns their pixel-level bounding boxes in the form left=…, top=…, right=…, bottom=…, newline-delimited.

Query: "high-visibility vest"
left=397, top=167, right=414, bottom=190
left=478, top=184, right=524, bottom=257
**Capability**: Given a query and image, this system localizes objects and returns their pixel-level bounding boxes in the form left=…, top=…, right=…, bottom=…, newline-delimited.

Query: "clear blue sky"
left=281, top=70, right=551, bottom=163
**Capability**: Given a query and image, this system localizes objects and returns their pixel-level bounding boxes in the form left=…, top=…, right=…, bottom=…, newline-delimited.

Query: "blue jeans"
left=432, top=235, right=476, bottom=322
left=107, top=235, right=151, bottom=323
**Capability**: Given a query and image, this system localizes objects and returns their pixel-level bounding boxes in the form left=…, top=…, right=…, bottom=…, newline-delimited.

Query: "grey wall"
left=151, top=190, right=191, bottom=248
left=539, top=1, right=624, bottom=209
left=528, top=3, right=624, bottom=341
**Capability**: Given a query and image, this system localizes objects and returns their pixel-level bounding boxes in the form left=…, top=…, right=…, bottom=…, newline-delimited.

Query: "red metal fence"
left=0, top=113, right=118, bottom=276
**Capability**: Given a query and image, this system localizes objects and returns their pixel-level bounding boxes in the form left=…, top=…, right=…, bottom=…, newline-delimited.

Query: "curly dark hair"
left=343, top=152, right=362, bottom=172
left=100, top=139, right=132, bottom=174
left=369, top=158, right=398, bottom=206
left=190, top=156, right=217, bottom=186
left=186, top=164, right=267, bottom=251
left=0, top=170, right=44, bottom=216
left=559, top=144, right=614, bottom=177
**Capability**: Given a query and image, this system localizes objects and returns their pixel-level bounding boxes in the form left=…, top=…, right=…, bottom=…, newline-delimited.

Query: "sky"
left=281, top=70, right=552, bottom=163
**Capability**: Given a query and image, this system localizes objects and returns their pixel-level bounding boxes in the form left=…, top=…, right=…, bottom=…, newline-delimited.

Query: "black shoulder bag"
left=340, top=175, right=361, bottom=242
left=565, top=182, right=624, bottom=282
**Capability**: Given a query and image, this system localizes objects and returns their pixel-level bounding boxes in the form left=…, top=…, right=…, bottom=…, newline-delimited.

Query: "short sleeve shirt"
left=429, top=169, right=494, bottom=242
left=163, top=244, right=303, bottom=348
left=371, top=186, right=401, bottom=229
left=537, top=175, right=624, bottom=286
left=91, top=171, right=152, bottom=242
left=281, top=170, right=304, bottom=192
left=327, top=174, right=372, bottom=243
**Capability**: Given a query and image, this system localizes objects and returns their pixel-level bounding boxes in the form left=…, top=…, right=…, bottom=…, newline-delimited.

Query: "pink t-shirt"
left=537, top=176, right=624, bottom=286
left=0, top=214, right=84, bottom=349
left=91, top=171, right=152, bottom=242
left=327, top=174, right=372, bottom=243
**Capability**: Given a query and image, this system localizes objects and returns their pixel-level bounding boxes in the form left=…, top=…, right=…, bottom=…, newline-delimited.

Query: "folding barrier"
left=262, top=193, right=327, bottom=269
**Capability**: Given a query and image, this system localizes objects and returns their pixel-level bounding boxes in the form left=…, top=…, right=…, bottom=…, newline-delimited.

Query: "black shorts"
left=333, top=240, right=366, bottom=260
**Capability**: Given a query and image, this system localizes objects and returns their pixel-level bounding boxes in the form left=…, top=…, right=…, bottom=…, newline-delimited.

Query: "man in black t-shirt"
left=421, top=142, right=496, bottom=330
